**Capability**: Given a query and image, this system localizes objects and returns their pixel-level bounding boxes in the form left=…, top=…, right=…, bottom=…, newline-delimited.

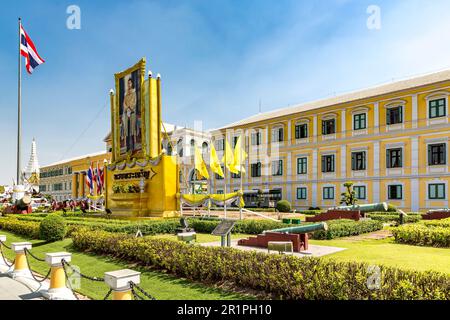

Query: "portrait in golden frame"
left=114, top=58, right=146, bottom=162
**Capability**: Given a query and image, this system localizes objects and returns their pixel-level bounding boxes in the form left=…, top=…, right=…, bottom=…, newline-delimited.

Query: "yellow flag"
left=232, top=136, right=248, bottom=173
left=195, top=146, right=210, bottom=179
left=210, top=144, right=224, bottom=178
left=222, top=140, right=239, bottom=174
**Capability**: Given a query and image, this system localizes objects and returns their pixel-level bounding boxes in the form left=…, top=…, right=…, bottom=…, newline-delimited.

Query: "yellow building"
left=39, top=151, right=111, bottom=201
left=209, top=70, right=450, bottom=212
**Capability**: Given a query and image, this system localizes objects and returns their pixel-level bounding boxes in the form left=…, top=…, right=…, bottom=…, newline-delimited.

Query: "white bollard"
left=41, top=252, right=76, bottom=300
left=9, top=242, right=33, bottom=279
left=104, top=269, right=141, bottom=300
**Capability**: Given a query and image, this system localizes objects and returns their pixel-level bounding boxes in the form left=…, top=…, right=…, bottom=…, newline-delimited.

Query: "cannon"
left=238, top=222, right=328, bottom=253
left=16, top=195, right=32, bottom=210
left=266, top=222, right=328, bottom=234
left=332, top=202, right=388, bottom=213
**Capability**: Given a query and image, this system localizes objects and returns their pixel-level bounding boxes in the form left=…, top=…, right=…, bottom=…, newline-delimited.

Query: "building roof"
left=41, top=150, right=107, bottom=169
left=216, top=69, right=450, bottom=130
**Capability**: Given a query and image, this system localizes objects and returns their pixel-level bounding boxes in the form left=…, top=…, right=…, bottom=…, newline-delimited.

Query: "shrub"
left=387, top=203, right=397, bottom=212
left=0, top=217, right=39, bottom=238
left=392, top=224, right=450, bottom=247
left=423, top=218, right=450, bottom=228
left=39, top=214, right=67, bottom=242
left=276, top=200, right=291, bottom=213
left=368, top=214, right=422, bottom=224
left=70, top=228, right=450, bottom=300
left=312, top=219, right=383, bottom=240
left=188, top=218, right=289, bottom=235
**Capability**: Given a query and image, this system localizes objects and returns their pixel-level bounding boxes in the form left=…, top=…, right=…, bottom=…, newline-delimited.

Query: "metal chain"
left=103, top=289, right=113, bottom=300
left=0, top=241, right=12, bottom=250
left=0, top=246, right=14, bottom=268
left=23, top=249, right=52, bottom=283
left=24, top=248, right=46, bottom=262
left=61, top=259, right=104, bottom=282
left=129, top=281, right=157, bottom=300
left=62, top=261, right=80, bottom=300
left=131, top=287, right=144, bottom=300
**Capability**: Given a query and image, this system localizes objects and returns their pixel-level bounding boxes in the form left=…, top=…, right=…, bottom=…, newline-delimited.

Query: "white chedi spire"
left=23, top=138, right=40, bottom=180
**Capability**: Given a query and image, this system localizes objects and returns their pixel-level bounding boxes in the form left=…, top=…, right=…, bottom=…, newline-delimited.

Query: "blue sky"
left=1, top=0, right=450, bottom=184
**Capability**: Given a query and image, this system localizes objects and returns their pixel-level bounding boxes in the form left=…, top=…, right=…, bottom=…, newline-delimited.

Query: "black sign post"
left=211, top=219, right=236, bottom=247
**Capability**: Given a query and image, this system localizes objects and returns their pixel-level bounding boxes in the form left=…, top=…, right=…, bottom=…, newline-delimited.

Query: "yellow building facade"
left=39, top=151, right=111, bottom=201
left=209, top=70, right=450, bottom=212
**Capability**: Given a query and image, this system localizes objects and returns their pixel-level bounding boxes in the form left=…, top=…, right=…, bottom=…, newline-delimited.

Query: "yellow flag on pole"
left=210, top=144, right=224, bottom=178
left=194, top=146, right=210, bottom=179
left=232, top=136, right=248, bottom=173
left=222, top=140, right=239, bottom=174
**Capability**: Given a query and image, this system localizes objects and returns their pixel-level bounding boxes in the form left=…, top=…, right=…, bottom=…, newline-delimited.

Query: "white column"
left=373, top=181, right=380, bottom=203
left=411, top=178, right=420, bottom=212
left=412, top=94, right=418, bottom=129
left=312, top=150, right=318, bottom=207
left=341, top=110, right=346, bottom=134
left=374, top=102, right=379, bottom=133
left=341, top=145, right=347, bottom=178
left=373, top=141, right=380, bottom=176
left=313, top=116, right=318, bottom=143
left=287, top=121, right=291, bottom=142
left=411, top=137, right=419, bottom=175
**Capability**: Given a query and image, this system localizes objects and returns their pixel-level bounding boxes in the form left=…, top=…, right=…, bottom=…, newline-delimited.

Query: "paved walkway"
left=0, top=274, right=43, bottom=300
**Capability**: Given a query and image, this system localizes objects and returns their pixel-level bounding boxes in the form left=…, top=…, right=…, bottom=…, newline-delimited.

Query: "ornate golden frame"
left=114, top=58, right=147, bottom=163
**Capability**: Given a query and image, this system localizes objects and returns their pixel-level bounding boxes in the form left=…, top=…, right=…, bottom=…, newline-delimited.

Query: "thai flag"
left=95, top=162, right=103, bottom=194
left=20, top=23, right=45, bottom=74
left=85, top=164, right=94, bottom=195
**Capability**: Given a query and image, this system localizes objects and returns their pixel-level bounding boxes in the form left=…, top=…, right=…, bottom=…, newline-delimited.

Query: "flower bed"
left=70, top=228, right=450, bottom=300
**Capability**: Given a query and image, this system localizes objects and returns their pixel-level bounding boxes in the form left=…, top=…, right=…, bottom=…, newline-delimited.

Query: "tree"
left=340, top=182, right=358, bottom=206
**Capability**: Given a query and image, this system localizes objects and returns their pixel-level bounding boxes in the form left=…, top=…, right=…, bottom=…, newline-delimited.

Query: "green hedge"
left=70, top=228, right=450, bottom=300
left=312, top=219, right=383, bottom=240
left=39, top=214, right=67, bottom=242
left=0, top=218, right=39, bottom=238
left=392, top=218, right=450, bottom=247
left=368, top=214, right=422, bottom=224
left=188, top=218, right=289, bottom=235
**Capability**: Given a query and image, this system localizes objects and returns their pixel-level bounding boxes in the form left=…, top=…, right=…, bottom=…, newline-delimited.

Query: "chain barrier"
left=24, top=248, right=46, bottom=262
left=103, top=289, right=113, bottom=300
left=129, top=281, right=157, bottom=300
left=61, top=259, right=104, bottom=282
left=62, top=261, right=80, bottom=301
left=23, top=249, right=52, bottom=283
left=0, top=241, right=12, bottom=250
left=0, top=245, right=14, bottom=268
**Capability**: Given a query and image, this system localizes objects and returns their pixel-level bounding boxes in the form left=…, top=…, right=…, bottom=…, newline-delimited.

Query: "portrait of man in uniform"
left=118, top=69, right=142, bottom=155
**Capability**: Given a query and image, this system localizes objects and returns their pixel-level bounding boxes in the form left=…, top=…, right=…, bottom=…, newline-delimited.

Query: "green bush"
left=392, top=224, right=450, bottom=247
left=387, top=204, right=397, bottom=212
left=71, top=228, right=450, bottom=300
left=312, top=219, right=383, bottom=240
left=276, top=200, right=291, bottom=213
left=423, top=218, right=450, bottom=228
left=368, top=214, right=422, bottom=224
left=0, top=217, right=39, bottom=238
left=188, top=218, right=289, bottom=235
left=39, top=214, right=67, bottom=242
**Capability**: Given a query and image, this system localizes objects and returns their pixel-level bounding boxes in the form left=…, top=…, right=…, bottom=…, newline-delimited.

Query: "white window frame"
left=384, top=100, right=406, bottom=131
left=426, top=91, right=449, bottom=125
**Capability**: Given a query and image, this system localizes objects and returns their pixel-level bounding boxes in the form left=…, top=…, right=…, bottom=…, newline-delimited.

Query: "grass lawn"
left=310, top=237, right=450, bottom=274
left=0, top=231, right=254, bottom=300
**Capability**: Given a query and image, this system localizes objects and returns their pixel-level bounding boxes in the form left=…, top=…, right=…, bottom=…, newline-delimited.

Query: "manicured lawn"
left=0, top=231, right=255, bottom=300
left=310, top=237, right=450, bottom=274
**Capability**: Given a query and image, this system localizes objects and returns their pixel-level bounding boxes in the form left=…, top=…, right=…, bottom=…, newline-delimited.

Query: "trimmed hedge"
left=392, top=219, right=450, bottom=247
left=39, top=214, right=67, bottom=242
left=0, top=218, right=39, bottom=238
left=188, top=218, right=289, bottom=235
left=276, top=200, right=291, bottom=213
left=311, top=219, right=383, bottom=240
left=368, top=214, right=422, bottom=224
left=71, top=228, right=450, bottom=300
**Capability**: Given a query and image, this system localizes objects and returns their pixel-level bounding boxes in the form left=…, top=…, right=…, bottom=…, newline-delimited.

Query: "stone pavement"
left=0, top=274, right=43, bottom=300
left=200, top=239, right=346, bottom=257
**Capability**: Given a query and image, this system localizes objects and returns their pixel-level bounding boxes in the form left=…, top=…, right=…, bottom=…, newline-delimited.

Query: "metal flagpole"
left=224, top=138, right=227, bottom=219
left=240, top=135, right=243, bottom=220
left=17, top=17, right=22, bottom=184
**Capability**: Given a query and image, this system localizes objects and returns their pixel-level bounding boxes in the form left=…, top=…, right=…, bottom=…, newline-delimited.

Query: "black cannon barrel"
left=267, top=222, right=328, bottom=234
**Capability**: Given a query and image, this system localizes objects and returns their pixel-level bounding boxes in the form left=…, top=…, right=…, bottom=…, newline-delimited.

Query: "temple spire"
left=23, top=138, right=40, bottom=182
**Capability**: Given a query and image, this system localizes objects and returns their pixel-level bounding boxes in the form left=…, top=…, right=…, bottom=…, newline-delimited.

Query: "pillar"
left=104, top=269, right=141, bottom=300
left=10, top=242, right=32, bottom=278
left=80, top=172, right=85, bottom=198
left=42, top=252, right=76, bottom=300
left=72, top=173, right=78, bottom=199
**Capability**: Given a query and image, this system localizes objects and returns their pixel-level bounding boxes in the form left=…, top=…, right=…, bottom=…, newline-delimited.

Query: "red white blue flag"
left=20, top=23, right=45, bottom=74
left=95, top=162, right=104, bottom=194
left=85, top=164, right=94, bottom=195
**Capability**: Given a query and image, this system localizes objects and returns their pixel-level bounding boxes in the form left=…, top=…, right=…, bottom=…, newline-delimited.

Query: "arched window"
left=202, top=142, right=208, bottom=155
left=177, top=139, right=183, bottom=157
left=190, top=139, right=195, bottom=155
